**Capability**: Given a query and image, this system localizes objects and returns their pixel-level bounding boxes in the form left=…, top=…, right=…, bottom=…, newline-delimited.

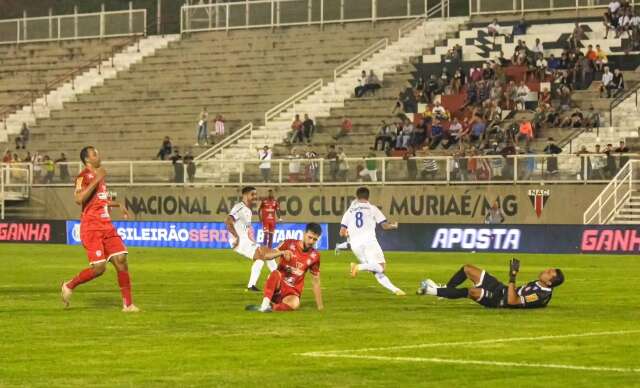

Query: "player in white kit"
left=340, top=187, right=405, bottom=295
left=225, top=186, right=290, bottom=292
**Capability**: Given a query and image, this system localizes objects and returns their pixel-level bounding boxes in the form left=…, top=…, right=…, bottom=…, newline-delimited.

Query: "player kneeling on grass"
left=417, top=259, right=564, bottom=308
left=246, top=223, right=324, bottom=313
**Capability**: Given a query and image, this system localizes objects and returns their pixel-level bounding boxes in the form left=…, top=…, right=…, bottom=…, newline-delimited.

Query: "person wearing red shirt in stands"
left=258, top=189, right=282, bottom=248
left=246, top=223, right=324, bottom=312
left=61, top=146, right=139, bottom=312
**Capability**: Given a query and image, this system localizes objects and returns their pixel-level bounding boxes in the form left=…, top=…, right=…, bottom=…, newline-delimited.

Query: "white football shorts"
left=229, top=236, right=259, bottom=260
left=351, top=241, right=386, bottom=264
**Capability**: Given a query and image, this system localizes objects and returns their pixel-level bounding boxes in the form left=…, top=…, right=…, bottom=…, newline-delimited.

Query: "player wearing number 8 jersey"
left=60, top=146, right=139, bottom=312
left=340, top=187, right=405, bottom=295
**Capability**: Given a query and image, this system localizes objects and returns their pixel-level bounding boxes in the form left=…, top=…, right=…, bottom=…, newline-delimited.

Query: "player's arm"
left=257, top=202, right=263, bottom=222
left=108, top=201, right=131, bottom=219
left=339, top=212, right=349, bottom=237
left=73, top=168, right=105, bottom=205
left=311, top=273, right=323, bottom=311
left=380, top=221, right=398, bottom=230
left=506, top=258, right=524, bottom=306
left=375, top=206, right=397, bottom=231
left=224, top=215, right=239, bottom=248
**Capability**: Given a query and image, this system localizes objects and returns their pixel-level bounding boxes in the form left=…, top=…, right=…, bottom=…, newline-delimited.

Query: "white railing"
left=265, top=79, right=324, bottom=124
left=7, top=154, right=639, bottom=188
left=194, top=122, right=253, bottom=161
left=469, top=0, right=632, bottom=16
left=181, top=0, right=441, bottom=33
left=583, top=160, right=638, bottom=224
left=0, top=164, right=31, bottom=219
left=0, top=8, right=147, bottom=45
left=333, top=38, right=388, bottom=82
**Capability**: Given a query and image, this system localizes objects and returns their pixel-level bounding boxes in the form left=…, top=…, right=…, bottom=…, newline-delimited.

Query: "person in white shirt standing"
left=341, top=187, right=405, bottom=295
left=225, top=186, right=290, bottom=292
left=258, top=145, right=272, bottom=183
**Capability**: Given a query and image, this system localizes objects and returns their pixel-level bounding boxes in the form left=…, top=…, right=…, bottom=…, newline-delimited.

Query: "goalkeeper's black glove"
left=509, top=258, right=520, bottom=283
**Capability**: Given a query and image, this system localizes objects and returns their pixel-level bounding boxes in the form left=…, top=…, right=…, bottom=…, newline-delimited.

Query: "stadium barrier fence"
left=469, top=0, right=633, bottom=16
left=0, top=220, right=67, bottom=243
left=2, top=153, right=637, bottom=187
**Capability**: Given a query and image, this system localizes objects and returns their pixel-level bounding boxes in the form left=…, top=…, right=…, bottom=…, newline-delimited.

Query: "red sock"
left=117, top=271, right=133, bottom=307
left=273, top=303, right=293, bottom=311
left=67, top=268, right=99, bottom=289
left=263, top=271, right=281, bottom=300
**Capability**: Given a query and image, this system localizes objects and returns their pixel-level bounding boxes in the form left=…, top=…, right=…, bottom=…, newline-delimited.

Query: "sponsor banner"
left=330, top=224, right=640, bottom=254
left=66, top=221, right=329, bottom=250
left=0, top=220, right=67, bottom=244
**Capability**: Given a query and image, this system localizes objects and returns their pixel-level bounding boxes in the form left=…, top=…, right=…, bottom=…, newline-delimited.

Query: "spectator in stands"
left=609, top=0, right=621, bottom=16
left=595, top=45, right=608, bottom=72
left=333, top=116, right=352, bottom=140
left=616, top=10, right=631, bottom=38
left=337, top=147, right=349, bottom=181
left=54, top=153, right=69, bottom=182
left=571, top=22, right=585, bottom=49
left=170, top=149, right=183, bottom=183
left=420, top=151, right=440, bottom=181
left=302, top=114, right=315, bottom=143
left=578, top=52, right=594, bottom=89
left=487, top=18, right=500, bottom=46
left=543, top=137, right=562, bottom=175
left=258, top=145, right=272, bottom=183
left=470, top=114, right=486, bottom=143
left=560, top=108, right=584, bottom=128
left=538, top=87, right=551, bottom=110
left=590, top=144, right=606, bottom=179
left=396, top=118, right=413, bottom=149
left=213, top=114, right=225, bottom=138
left=451, top=67, right=465, bottom=94
left=484, top=200, right=505, bottom=224
left=32, top=153, right=42, bottom=182
left=604, top=10, right=615, bottom=39
left=607, top=68, right=625, bottom=97
left=531, top=38, right=544, bottom=55
left=15, top=123, right=29, bottom=150
left=184, top=151, right=196, bottom=183
left=373, top=120, right=394, bottom=151
left=445, top=117, right=463, bottom=149
left=517, top=119, right=534, bottom=146
left=197, top=107, right=209, bottom=146
left=515, top=80, right=530, bottom=111
left=422, top=75, right=439, bottom=104
left=431, top=101, right=448, bottom=120
left=429, top=119, right=445, bottom=150
left=354, top=70, right=367, bottom=97
left=360, top=70, right=382, bottom=97
left=287, top=114, right=304, bottom=144
left=358, top=148, right=378, bottom=182
left=604, top=143, right=617, bottom=178
left=615, top=140, right=630, bottom=169
left=600, top=66, right=613, bottom=98
left=512, top=17, right=528, bottom=36
left=535, top=53, right=548, bottom=81
left=326, top=145, right=339, bottom=181
left=304, top=147, right=319, bottom=182
left=42, top=156, right=54, bottom=184
left=157, top=136, right=173, bottom=160
left=287, top=148, right=302, bottom=183
left=585, top=107, right=600, bottom=132
left=2, top=150, right=11, bottom=163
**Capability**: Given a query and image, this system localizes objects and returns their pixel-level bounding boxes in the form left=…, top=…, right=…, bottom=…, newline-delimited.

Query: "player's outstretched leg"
left=110, top=254, right=139, bottom=312
left=247, top=270, right=281, bottom=312
left=350, top=262, right=405, bottom=295
left=61, top=263, right=106, bottom=308
left=334, top=241, right=350, bottom=255
left=247, top=260, right=265, bottom=291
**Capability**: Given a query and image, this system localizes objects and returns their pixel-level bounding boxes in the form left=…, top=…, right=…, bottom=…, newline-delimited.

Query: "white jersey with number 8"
left=340, top=201, right=386, bottom=247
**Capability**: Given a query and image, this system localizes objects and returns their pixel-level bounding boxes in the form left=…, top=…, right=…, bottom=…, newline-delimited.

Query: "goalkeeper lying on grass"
left=417, top=259, right=564, bottom=308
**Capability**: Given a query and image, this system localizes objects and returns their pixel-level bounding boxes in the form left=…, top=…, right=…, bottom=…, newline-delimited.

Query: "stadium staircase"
left=1, top=34, right=180, bottom=144
left=584, top=160, right=640, bottom=224
left=0, top=164, right=30, bottom=219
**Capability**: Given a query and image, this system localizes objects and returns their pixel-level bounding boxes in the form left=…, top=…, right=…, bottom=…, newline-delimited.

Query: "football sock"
left=263, top=271, right=281, bottom=299
left=260, top=297, right=271, bottom=311
left=265, top=259, right=277, bottom=272
left=267, top=232, right=274, bottom=248
left=117, top=270, right=133, bottom=307
left=336, top=242, right=350, bottom=250
left=273, top=303, right=293, bottom=311
left=446, top=266, right=467, bottom=288
left=67, top=267, right=101, bottom=289
left=374, top=273, right=400, bottom=293
left=436, top=287, right=469, bottom=299
left=357, top=263, right=384, bottom=273
left=248, top=260, right=265, bottom=288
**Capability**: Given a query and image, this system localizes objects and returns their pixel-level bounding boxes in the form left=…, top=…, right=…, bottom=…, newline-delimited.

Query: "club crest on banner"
left=528, top=189, right=550, bottom=218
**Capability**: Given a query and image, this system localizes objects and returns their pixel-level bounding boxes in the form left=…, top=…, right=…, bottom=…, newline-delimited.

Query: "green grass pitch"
left=1, top=243, right=639, bottom=387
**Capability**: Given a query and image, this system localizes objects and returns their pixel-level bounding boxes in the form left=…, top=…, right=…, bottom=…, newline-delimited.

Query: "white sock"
left=265, top=259, right=277, bottom=272
left=260, top=297, right=271, bottom=311
left=336, top=242, right=350, bottom=250
left=248, top=260, right=265, bottom=288
left=375, top=273, right=400, bottom=293
left=426, top=286, right=438, bottom=296
left=357, top=263, right=383, bottom=273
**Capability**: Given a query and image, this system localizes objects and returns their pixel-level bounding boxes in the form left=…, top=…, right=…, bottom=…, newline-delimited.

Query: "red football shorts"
left=262, top=221, right=276, bottom=233
left=272, top=273, right=302, bottom=303
left=80, top=225, right=127, bottom=264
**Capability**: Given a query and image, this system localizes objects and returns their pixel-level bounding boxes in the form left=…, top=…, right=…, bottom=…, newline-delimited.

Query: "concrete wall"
left=28, top=184, right=604, bottom=224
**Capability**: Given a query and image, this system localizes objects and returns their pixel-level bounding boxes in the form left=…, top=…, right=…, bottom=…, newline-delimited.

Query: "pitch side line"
left=302, top=354, right=640, bottom=374
left=299, top=329, right=640, bottom=356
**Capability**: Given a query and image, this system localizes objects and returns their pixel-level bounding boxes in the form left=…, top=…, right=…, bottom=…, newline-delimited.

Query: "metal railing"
left=333, top=38, right=388, bottom=82
left=265, top=79, right=324, bottom=124
left=5, top=153, right=638, bottom=188
left=469, top=0, right=631, bottom=16
left=609, top=83, right=640, bottom=127
left=0, top=8, right=147, bottom=45
left=583, top=160, right=638, bottom=224
left=181, top=0, right=440, bottom=33
left=194, top=122, right=254, bottom=161
left=0, top=164, right=31, bottom=219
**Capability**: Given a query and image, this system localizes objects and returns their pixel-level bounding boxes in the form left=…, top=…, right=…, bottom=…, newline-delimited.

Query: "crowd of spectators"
left=1, top=150, right=70, bottom=183
left=195, top=107, right=226, bottom=146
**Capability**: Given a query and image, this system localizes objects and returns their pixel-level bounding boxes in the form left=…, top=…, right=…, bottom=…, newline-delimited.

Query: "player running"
left=341, top=187, right=405, bottom=295
left=245, top=223, right=324, bottom=312
left=258, top=189, right=281, bottom=248
left=225, top=186, right=286, bottom=292
left=61, top=146, right=139, bottom=312
left=417, top=259, right=564, bottom=308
